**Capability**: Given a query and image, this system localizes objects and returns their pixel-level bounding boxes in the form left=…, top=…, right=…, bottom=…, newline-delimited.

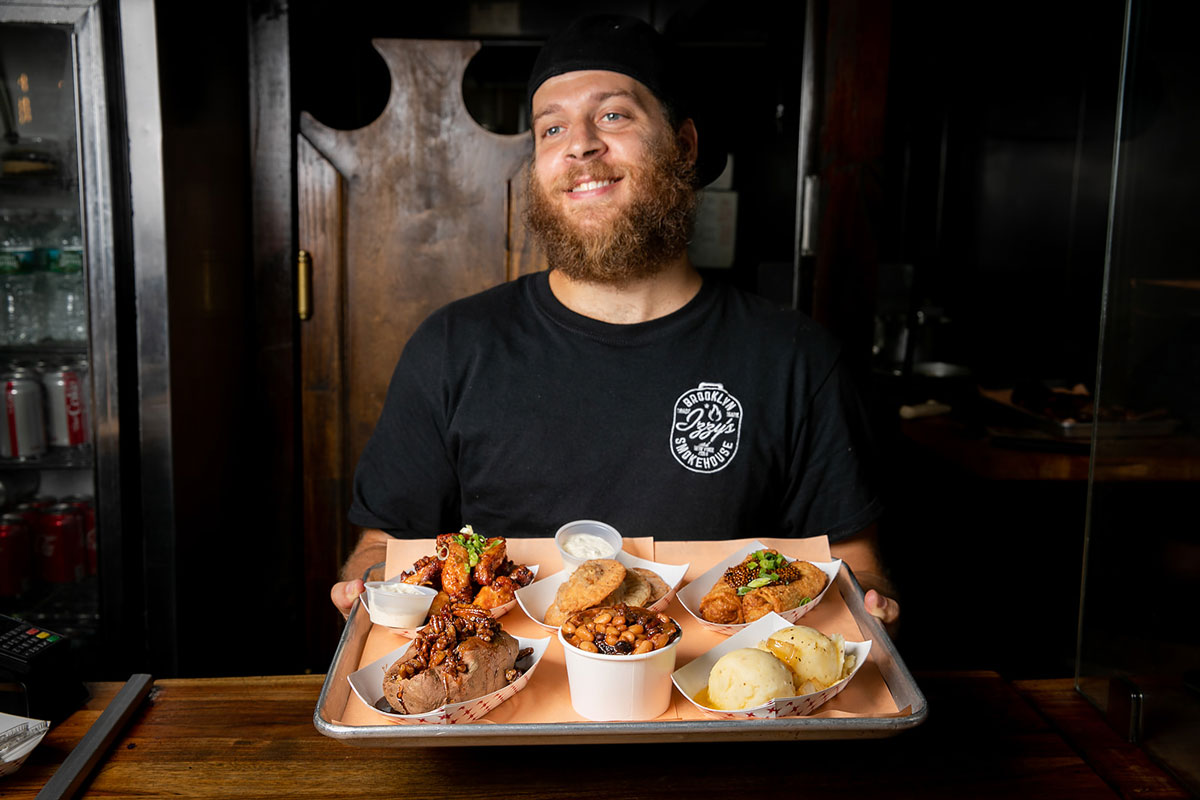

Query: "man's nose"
left=565, top=122, right=605, bottom=161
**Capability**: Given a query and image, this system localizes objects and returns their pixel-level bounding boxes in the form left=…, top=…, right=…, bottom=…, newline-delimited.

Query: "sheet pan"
left=314, top=561, right=927, bottom=746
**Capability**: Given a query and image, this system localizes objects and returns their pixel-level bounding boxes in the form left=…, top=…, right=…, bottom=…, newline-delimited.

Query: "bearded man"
left=332, top=15, right=900, bottom=631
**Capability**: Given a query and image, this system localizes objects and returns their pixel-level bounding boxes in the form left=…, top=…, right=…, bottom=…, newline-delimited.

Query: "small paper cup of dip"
left=555, top=519, right=623, bottom=572
left=558, top=605, right=681, bottom=721
left=363, top=578, right=438, bottom=630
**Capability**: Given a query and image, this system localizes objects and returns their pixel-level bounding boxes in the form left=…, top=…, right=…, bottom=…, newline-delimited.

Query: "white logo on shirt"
left=670, top=382, right=742, bottom=473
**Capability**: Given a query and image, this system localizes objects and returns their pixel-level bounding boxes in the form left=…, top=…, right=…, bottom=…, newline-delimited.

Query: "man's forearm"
left=340, top=528, right=393, bottom=583
left=829, top=523, right=896, bottom=599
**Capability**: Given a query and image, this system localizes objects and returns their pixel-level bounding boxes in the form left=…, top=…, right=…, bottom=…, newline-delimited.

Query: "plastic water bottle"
left=0, top=212, right=41, bottom=345
left=43, top=212, right=87, bottom=343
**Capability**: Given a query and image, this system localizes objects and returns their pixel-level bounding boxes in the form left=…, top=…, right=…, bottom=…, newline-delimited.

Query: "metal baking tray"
left=314, top=564, right=927, bottom=746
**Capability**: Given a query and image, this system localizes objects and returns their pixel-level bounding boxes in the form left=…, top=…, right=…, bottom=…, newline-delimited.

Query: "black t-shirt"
left=349, top=272, right=882, bottom=542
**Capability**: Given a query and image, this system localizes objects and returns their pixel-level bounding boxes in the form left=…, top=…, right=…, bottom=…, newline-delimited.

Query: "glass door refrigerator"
left=0, top=0, right=154, bottom=686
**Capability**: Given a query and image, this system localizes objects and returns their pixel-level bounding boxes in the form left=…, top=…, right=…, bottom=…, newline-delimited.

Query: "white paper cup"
left=363, top=578, right=438, bottom=629
left=554, top=520, right=623, bottom=572
left=558, top=618, right=681, bottom=721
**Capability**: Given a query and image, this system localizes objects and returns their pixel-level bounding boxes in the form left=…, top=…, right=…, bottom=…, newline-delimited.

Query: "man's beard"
left=524, top=135, right=698, bottom=286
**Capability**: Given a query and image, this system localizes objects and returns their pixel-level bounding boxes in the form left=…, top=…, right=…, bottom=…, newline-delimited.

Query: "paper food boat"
left=363, top=564, right=539, bottom=638
left=675, top=540, right=840, bottom=635
left=0, top=713, right=50, bottom=778
left=671, top=612, right=871, bottom=719
left=515, top=552, right=688, bottom=631
left=348, top=634, right=551, bottom=724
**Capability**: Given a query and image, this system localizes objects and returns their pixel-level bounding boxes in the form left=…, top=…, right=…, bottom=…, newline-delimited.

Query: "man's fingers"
left=864, top=589, right=900, bottom=625
left=331, top=579, right=365, bottom=617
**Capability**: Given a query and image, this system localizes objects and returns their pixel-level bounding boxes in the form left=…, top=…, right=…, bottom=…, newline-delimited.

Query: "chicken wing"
left=438, top=535, right=474, bottom=602
left=472, top=537, right=507, bottom=585
left=472, top=575, right=518, bottom=609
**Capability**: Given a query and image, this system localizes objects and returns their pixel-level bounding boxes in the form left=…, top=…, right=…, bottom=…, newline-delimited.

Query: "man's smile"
left=566, top=176, right=623, bottom=195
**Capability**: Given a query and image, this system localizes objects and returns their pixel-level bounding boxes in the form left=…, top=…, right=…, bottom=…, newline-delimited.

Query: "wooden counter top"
left=3, top=672, right=1190, bottom=798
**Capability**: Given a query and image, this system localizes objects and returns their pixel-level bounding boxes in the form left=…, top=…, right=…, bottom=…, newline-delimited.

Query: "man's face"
left=525, top=70, right=698, bottom=285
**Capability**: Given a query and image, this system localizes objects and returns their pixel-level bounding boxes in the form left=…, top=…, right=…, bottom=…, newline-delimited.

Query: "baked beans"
left=562, top=604, right=681, bottom=655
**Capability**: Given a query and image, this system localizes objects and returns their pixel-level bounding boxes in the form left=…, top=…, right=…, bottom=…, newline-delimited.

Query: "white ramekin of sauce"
left=554, top=520, right=623, bottom=572
left=364, top=578, right=439, bottom=629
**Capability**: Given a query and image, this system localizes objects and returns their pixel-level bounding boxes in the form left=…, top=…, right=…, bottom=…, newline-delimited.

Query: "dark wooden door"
left=297, top=39, right=545, bottom=663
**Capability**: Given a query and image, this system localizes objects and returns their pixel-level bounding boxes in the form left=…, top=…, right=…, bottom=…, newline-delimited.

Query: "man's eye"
left=543, top=125, right=562, bottom=137
left=601, top=112, right=624, bottom=122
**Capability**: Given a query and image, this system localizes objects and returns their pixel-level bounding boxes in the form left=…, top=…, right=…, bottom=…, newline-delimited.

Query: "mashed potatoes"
left=760, top=625, right=854, bottom=695
left=706, top=647, right=796, bottom=710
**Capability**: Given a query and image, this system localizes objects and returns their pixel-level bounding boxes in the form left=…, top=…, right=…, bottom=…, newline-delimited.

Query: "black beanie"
left=527, top=15, right=726, bottom=188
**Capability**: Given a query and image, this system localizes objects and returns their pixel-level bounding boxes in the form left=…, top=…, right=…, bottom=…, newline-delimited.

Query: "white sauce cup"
left=554, top=519, right=623, bottom=572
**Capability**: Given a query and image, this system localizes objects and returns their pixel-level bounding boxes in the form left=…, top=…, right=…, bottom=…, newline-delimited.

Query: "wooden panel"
left=298, top=134, right=346, bottom=667
left=300, top=39, right=537, bottom=487
left=298, top=40, right=545, bottom=664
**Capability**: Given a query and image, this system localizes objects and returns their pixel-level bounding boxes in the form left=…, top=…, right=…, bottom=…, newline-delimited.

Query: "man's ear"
left=677, top=118, right=699, bottom=165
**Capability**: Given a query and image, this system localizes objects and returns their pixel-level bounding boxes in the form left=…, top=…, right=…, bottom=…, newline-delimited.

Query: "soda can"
left=37, top=503, right=84, bottom=584
left=42, top=365, right=90, bottom=448
left=0, top=371, right=46, bottom=460
left=12, top=500, right=43, bottom=528
left=62, top=495, right=97, bottom=576
left=0, top=513, right=32, bottom=597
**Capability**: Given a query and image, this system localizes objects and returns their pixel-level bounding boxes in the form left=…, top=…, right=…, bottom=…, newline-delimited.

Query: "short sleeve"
left=779, top=355, right=883, bottom=541
left=347, top=313, right=462, bottom=537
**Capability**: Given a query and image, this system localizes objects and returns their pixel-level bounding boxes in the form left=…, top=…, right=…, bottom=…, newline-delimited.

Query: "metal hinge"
left=297, top=249, right=312, bottom=321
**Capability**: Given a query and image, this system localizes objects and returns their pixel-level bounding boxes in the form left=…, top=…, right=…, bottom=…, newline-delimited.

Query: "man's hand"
left=864, top=589, right=900, bottom=627
left=330, top=528, right=391, bottom=619
left=331, top=579, right=366, bottom=619
left=829, top=523, right=900, bottom=635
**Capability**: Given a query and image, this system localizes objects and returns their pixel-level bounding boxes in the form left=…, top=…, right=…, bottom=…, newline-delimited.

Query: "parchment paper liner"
left=347, top=634, right=551, bottom=724
left=365, top=565, right=539, bottom=638
left=675, top=540, right=840, bottom=635
left=515, top=552, right=689, bottom=630
left=671, top=611, right=871, bottom=719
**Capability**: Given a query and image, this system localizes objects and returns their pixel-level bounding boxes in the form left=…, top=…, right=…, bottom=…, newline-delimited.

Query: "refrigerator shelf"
left=0, top=344, right=89, bottom=360
left=0, top=448, right=93, bottom=471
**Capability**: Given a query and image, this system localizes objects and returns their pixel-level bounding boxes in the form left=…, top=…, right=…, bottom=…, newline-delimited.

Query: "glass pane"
left=0, top=20, right=97, bottom=650
left=1078, top=1, right=1200, bottom=793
